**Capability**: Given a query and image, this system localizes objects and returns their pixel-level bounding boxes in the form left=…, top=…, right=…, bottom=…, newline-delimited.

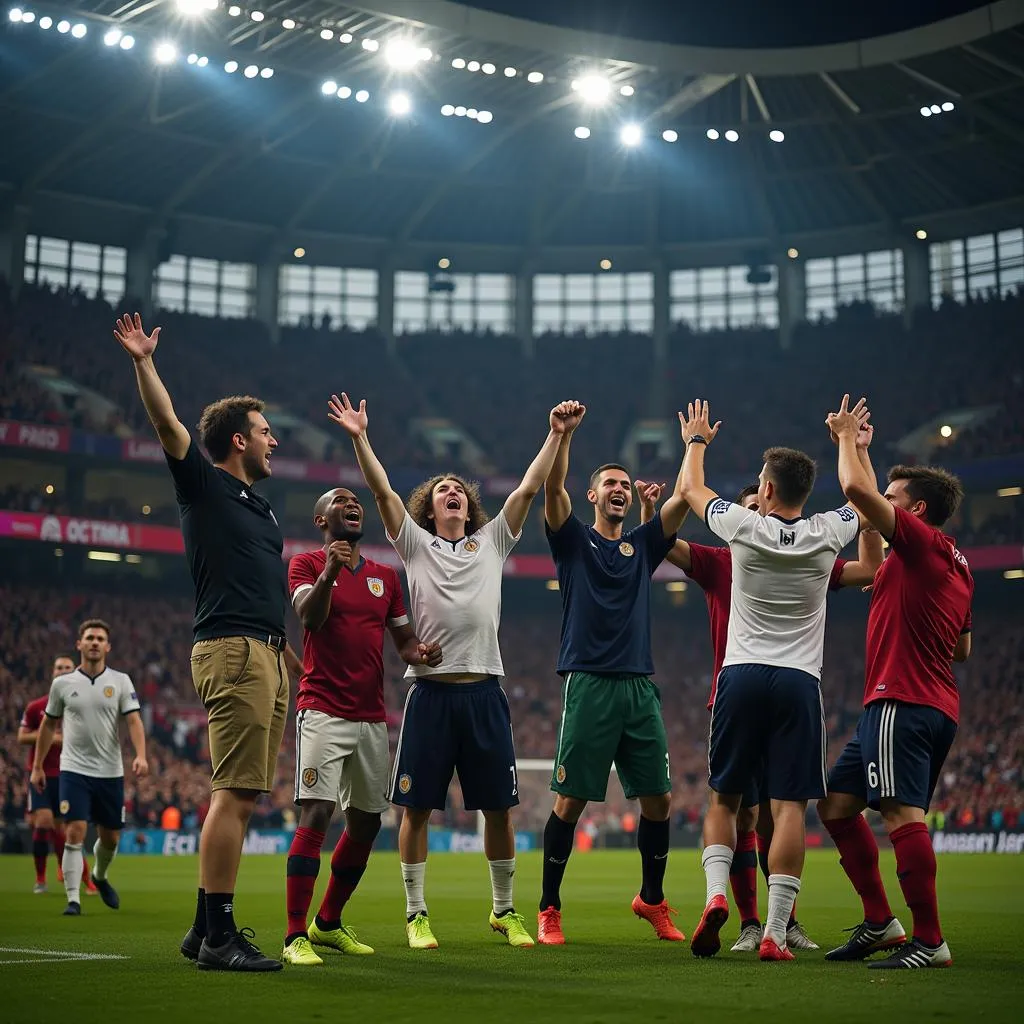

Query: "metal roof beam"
left=818, top=72, right=861, bottom=115
left=745, top=74, right=772, bottom=122
left=647, top=74, right=735, bottom=121
left=893, top=62, right=961, bottom=98
left=962, top=41, right=1024, bottom=79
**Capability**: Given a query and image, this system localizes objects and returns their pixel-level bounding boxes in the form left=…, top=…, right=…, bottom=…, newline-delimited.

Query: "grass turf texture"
left=1, top=850, right=1022, bottom=1023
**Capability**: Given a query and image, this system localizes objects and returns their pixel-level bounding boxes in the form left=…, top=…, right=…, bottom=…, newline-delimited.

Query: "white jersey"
left=390, top=510, right=520, bottom=678
left=706, top=498, right=860, bottom=679
left=45, top=667, right=140, bottom=778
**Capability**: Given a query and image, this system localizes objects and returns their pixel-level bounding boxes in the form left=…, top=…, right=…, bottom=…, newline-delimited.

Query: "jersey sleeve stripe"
left=388, top=615, right=410, bottom=627
left=291, top=583, right=314, bottom=607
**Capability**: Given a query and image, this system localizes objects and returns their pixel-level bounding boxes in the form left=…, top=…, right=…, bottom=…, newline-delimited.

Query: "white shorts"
left=294, top=709, right=390, bottom=814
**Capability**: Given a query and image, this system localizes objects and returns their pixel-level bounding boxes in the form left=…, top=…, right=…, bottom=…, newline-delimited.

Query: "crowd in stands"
left=1, top=582, right=1020, bottom=836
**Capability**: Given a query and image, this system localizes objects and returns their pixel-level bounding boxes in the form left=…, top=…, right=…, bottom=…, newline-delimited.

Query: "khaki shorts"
left=190, top=636, right=289, bottom=792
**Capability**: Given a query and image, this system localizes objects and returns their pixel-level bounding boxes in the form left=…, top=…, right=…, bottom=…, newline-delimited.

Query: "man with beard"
left=281, top=487, right=442, bottom=966
left=537, top=406, right=691, bottom=945
left=114, top=313, right=292, bottom=972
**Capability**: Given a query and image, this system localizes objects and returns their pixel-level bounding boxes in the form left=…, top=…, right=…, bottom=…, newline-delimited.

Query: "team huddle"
left=20, top=314, right=972, bottom=974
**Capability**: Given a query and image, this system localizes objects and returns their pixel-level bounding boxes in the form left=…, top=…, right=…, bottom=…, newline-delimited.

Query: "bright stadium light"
left=339, top=32, right=352, bottom=43
left=441, top=104, right=455, bottom=116
left=787, top=247, right=799, bottom=259
left=57, top=19, right=70, bottom=32
left=454, top=105, right=467, bottom=117
left=20, top=10, right=34, bottom=23
left=8, top=7, right=24, bottom=21
left=337, top=86, right=352, bottom=98
left=452, top=57, right=466, bottom=68
left=916, top=228, right=928, bottom=240
left=227, top=4, right=240, bottom=14
left=930, top=104, right=941, bottom=114
left=388, top=91, right=412, bottom=115
left=225, top=60, right=240, bottom=73
left=574, top=74, right=611, bottom=104
left=620, top=84, right=635, bottom=97
left=293, top=247, right=305, bottom=258
left=769, top=129, right=785, bottom=142
left=355, top=89, right=369, bottom=102
left=385, top=39, right=419, bottom=70
left=574, top=126, right=591, bottom=139
left=477, top=110, right=493, bottom=123
left=320, top=29, right=333, bottom=41
left=662, top=129, right=678, bottom=143
left=321, top=79, right=337, bottom=94
left=260, top=66, right=273, bottom=78
left=527, top=71, right=544, bottom=83
left=71, top=22, right=86, bottom=37
left=620, top=123, right=642, bottom=146
left=103, top=28, right=122, bottom=46
left=504, top=66, right=517, bottom=77
left=418, top=47, right=432, bottom=61
left=920, top=106, right=932, bottom=117
left=176, top=0, right=218, bottom=14
left=187, top=52, right=198, bottom=64
left=706, top=128, right=720, bottom=140
left=599, top=259, right=612, bottom=270
left=467, top=60, right=480, bottom=72
left=361, top=38, right=379, bottom=52
left=154, top=41, right=178, bottom=65
left=197, top=55, right=208, bottom=67
left=243, top=64, right=258, bottom=78
left=939, top=424, right=953, bottom=438
left=282, top=18, right=295, bottom=29
left=941, top=100, right=955, bottom=112
left=39, top=14, right=51, bottom=28
left=120, top=33, right=135, bottom=49
left=466, top=108, right=478, bottom=119
left=250, top=10, right=264, bottom=22
left=724, top=129, right=739, bottom=142
left=481, top=62, right=496, bottom=74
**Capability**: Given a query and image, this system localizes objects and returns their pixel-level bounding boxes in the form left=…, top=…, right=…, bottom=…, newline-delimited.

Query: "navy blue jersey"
left=546, top=513, right=675, bottom=676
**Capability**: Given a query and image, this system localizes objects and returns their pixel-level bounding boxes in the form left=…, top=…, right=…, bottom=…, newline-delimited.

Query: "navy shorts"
left=828, top=700, right=957, bottom=811
left=709, top=664, right=827, bottom=802
left=59, top=771, right=125, bottom=831
left=389, top=678, right=519, bottom=812
left=28, top=774, right=61, bottom=815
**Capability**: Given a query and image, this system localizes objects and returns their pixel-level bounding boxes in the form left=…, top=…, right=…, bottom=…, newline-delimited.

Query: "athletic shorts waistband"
left=412, top=676, right=500, bottom=693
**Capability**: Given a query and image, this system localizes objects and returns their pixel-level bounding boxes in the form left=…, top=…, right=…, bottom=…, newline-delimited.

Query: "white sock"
left=93, top=838, right=117, bottom=881
left=701, top=843, right=733, bottom=905
left=766, top=874, right=802, bottom=945
left=401, top=861, right=427, bottom=918
left=489, top=858, right=516, bottom=916
left=62, top=843, right=83, bottom=905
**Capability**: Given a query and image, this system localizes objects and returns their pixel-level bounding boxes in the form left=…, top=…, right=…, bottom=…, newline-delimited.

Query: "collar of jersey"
left=767, top=513, right=803, bottom=525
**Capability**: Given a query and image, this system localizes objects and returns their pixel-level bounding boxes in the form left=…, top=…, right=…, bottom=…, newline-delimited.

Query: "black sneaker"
left=197, top=928, right=283, bottom=972
left=95, top=878, right=120, bottom=910
left=867, top=938, right=952, bottom=970
left=824, top=917, right=906, bottom=961
left=181, top=926, right=204, bottom=961
left=62, top=902, right=82, bottom=917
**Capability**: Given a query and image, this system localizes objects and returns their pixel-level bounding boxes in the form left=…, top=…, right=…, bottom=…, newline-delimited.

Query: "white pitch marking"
left=0, top=946, right=130, bottom=962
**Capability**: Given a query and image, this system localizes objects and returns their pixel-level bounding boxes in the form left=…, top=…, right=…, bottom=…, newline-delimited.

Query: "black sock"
left=637, top=816, right=670, bottom=905
left=757, top=844, right=770, bottom=886
left=540, top=812, right=576, bottom=912
left=193, top=888, right=207, bottom=936
left=205, top=892, right=237, bottom=946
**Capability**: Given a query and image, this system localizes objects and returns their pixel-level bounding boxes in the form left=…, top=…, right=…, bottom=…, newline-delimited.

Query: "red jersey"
left=288, top=549, right=408, bottom=722
left=20, top=696, right=60, bottom=776
left=863, top=506, right=973, bottom=723
left=686, top=543, right=847, bottom=709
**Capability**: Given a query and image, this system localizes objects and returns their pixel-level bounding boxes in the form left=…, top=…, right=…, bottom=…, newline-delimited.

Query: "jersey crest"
left=619, top=541, right=634, bottom=557
left=103, top=686, right=115, bottom=698
left=464, top=538, right=479, bottom=553
left=366, top=577, right=385, bottom=598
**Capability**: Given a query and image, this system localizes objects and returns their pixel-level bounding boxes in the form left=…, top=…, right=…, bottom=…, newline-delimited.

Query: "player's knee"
left=553, top=795, right=586, bottom=823
left=35, top=810, right=55, bottom=831
left=299, top=800, right=335, bottom=833
left=880, top=800, right=925, bottom=832
left=736, top=804, right=759, bottom=833
left=65, top=821, right=87, bottom=844
left=97, top=827, right=120, bottom=850
left=817, top=791, right=864, bottom=823
left=401, top=807, right=432, bottom=830
left=639, top=794, right=671, bottom=821
left=481, top=808, right=511, bottom=827
left=344, top=808, right=382, bottom=843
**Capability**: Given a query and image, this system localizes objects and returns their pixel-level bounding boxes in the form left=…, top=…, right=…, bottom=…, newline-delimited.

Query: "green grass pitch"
left=1, top=849, right=1022, bottom=1023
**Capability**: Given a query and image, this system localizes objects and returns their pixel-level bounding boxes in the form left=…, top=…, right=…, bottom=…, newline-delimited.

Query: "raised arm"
left=114, top=314, right=190, bottom=460
left=544, top=403, right=585, bottom=532
left=328, top=393, right=406, bottom=541
left=637, top=479, right=693, bottom=570
left=836, top=422, right=885, bottom=586
left=504, top=401, right=583, bottom=537
left=678, top=399, right=723, bottom=519
left=827, top=395, right=894, bottom=538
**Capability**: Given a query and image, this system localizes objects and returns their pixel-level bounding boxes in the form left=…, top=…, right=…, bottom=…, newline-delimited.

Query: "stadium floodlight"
left=915, top=228, right=928, bottom=240
left=103, top=28, right=122, bottom=46
left=941, top=101, right=955, bottom=112
left=21, top=8, right=34, bottom=23
left=417, top=47, right=432, bottom=62
left=787, top=247, right=799, bottom=259
left=527, top=71, right=544, bottom=83
left=724, top=128, right=739, bottom=142
left=482, top=62, right=496, bottom=75
left=321, top=79, right=337, bottom=94
left=466, top=108, right=478, bottom=119
left=574, top=126, right=591, bottom=139
left=385, top=39, right=419, bottom=70
left=361, top=38, right=379, bottom=52
left=39, top=15, right=51, bottom=28
left=454, top=105, right=467, bottom=117
left=920, top=106, right=932, bottom=117
left=467, top=60, right=480, bottom=72
left=120, top=34, right=135, bottom=50
left=57, top=19, right=70, bottom=32
left=930, top=104, right=941, bottom=114
left=620, top=123, right=643, bottom=146
left=282, top=18, right=295, bottom=29
left=355, top=89, right=369, bottom=102
left=250, top=10, right=264, bottom=22
left=620, top=84, right=635, bottom=97
left=187, top=52, right=198, bottom=64
left=227, top=4, right=240, bottom=14
left=8, top=8, right=23, bottom=22
left=706, top=128, right=720, bottom=140
left=71, top=22, right=86, bottom=37
left=452, top=57, right=466, bottom=69
left=388, top=92, right=412, bottom=115
left=225, top=60, right=239, bottom=73
left=154, top=41, right=178, bottom=65
left=769, top=129, right=785, bottom=142
left=339, top=32, right=352, bottom=43
left=243, top=64, right=259, bottom=78
left=574, top=74, right=611, bottom=104
left=197, top=56, right=208, bottom=67
left=599, top=258, right=612, bottom=270
left=662, top=129, right=678, bottom=143
left=504, top=66, right=516, bottom=77
left=939, top=424, right=953, bottom=438
left=337, top=86, right=352, bottom=98
left=438, top=257, right=451, bottom=269
left=260, top=67, right=273, bottom=78
left=176, top=0, right=217, bottom=14
left=440, top=103, right=455, bottom=116
left=477, top=110, right=493, bottom=124
left=293, top=247, right=305, bottom=258
left=320, top=29, right=333, bottom=41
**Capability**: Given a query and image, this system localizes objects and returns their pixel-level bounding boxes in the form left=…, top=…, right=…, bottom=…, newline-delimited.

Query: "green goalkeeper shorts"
left=551, top=671, right=671, bottom=802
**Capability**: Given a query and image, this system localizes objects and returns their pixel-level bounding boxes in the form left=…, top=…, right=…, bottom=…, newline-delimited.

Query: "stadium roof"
left=2, top=0, right=1024, bottom=270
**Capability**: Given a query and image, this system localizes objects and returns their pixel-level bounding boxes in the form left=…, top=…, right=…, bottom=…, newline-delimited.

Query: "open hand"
left=679, top=399, right=721, bottom=445
left=826, top=394, right=870, bottom=441
left=634, top=479, right=665, bottom=511
left=113, top=313, right=161, bottom=361
left=328, top=393, right=368, bottom=438
left=550, top=400, right=585, bottom=435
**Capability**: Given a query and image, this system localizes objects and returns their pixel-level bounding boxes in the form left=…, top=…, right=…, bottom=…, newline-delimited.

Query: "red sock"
left=50, top=828, right=65, bottom=863
left=823, top=814, right=893, bottom=923
left=32, top=829, right=48, bottom=883
left=285, top=827, right=325, bottom=941
left=729, top=830, right=760, bottom=924
left=890, top=821, right=942, bottom=946
left=316, top=830, right=374, bottom=928
left=82, top=856, right=91, bottom=884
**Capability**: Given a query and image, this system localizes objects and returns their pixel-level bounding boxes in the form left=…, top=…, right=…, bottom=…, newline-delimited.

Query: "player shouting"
left=538, top=403, right=691, bottom=946
left=818, top=395, right=973, bottom=970
left=281, top=487, right=441, bottom=966
left=331, top=393, right=582, bottom=950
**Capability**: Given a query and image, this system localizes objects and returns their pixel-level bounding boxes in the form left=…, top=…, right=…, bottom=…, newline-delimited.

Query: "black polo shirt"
left=166, top=441, right=286, bottom=642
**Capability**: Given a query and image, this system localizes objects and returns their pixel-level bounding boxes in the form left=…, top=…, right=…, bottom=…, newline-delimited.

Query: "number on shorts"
left=666, top=751, right=671, bottom=780
left=867, top=761, right=879, bottom=790
left=509, top=764, right=518, bottom=797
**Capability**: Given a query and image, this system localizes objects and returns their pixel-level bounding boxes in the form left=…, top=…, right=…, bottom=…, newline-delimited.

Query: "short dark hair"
left=763, top=447, right=817, bottom=506
left=736, top=484, right=759, bottom=505
left=589, top=463, right=631, bottom=490
left=78, top=618, right=111, bottom=640
left=887, top=464, right=964, bottom=526
left=198, top=396, right=265, bottom=462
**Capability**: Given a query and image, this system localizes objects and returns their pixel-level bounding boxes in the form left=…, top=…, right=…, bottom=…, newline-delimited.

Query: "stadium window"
left=278, top=265, right=378, bottom=329
left=670, top=264, right=778, bottom=330
left=393, top=271, right=512, bottom=334
left=997, top=228, right=1024, bottom=294
left=155, top=255, right=255, bottom=319
left=23, top=234, right=127, bottom=304
left=531, top=272, right=654, bottom=334
left=805, top=250, right=901, bottom=318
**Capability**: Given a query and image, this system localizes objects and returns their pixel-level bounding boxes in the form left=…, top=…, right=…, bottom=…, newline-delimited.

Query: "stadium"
left=0, top=0, right=1022, bottom=1018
